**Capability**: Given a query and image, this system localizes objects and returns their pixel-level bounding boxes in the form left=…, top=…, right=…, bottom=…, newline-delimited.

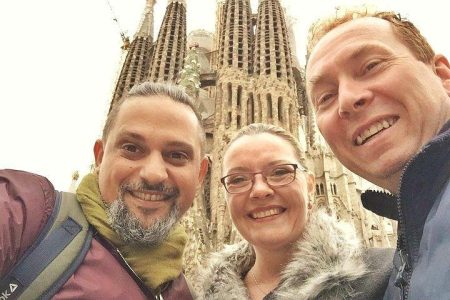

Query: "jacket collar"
left=199, top=210, right=368, bottom=299
left=398, top=120, right=450, bottom=260
left=362, top=120, right=450, bottom=222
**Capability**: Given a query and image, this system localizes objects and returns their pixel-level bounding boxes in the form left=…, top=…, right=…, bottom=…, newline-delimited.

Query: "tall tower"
left=148, top=0, right=187, bottom=82
left=217, top=0, right=253, bottom=72
left=110, top=0, right=156, bottom=109
left=253, top=0, right=299, bottom=134
left=204, top=0, right=303, bottom=250
left=208, top=0, right=255, bottom=248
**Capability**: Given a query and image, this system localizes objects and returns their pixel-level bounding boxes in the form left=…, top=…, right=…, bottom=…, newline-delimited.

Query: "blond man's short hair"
left=307, top=6, right=434, bottom=64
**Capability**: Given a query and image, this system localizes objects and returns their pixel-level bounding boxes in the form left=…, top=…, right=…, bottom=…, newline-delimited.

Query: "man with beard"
left=0, top=82, right=208, bottom=299
left=306, top=8, right=450, bottom=300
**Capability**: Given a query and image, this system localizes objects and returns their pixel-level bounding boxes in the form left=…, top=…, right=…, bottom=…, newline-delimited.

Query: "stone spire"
left=217, top=0, right=253, bottom=73
left=168, top=0, right=186, bottom=4
left=148, top=0, right=187, bottom=82
left=135, top=0, right=157, bottom=41
left=109, top=0, right=156, bottom=110
left=254, top=0, right=295, bottom=86
left=68, top=170, right=80, bottom=193
left=251, top=0, right=299, bottom=133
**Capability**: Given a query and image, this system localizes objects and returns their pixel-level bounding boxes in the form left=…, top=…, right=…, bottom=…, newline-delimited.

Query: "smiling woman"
left=197, top=123, right=394, bottom=300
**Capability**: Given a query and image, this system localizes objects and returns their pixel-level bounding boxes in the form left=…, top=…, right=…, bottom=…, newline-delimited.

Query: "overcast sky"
left=0, top=0, right=448, bottom=190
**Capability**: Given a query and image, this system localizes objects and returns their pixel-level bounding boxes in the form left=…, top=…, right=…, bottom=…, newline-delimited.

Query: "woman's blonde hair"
left=225, top=123, right=305, bottom=168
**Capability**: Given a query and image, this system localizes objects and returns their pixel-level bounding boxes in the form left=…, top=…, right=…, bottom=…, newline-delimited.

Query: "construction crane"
left=106, top=0, right=130, bottom=50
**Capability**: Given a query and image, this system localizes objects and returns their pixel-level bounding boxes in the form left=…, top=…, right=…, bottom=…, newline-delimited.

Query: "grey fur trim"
left=198, top=241, right=254, bottom=299
left=198, top=210, right=368, bottom=300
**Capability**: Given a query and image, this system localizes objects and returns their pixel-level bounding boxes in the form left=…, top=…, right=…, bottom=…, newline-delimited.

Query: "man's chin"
left=357, top=160, right=406, bottom=193
left=139, top=215, right=177, bottom=231
left=106, top=198, right=180, bottom=247
left=133, top=208, right=172, bottom=228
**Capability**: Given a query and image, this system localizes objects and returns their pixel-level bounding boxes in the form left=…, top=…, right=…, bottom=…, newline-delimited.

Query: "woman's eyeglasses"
left=220, top=163, right=305, bottom=194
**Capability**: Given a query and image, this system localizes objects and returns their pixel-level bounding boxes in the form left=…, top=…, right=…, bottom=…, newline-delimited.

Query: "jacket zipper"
left=394, top=247, right=410, bottom=300
left=394, top=173, right=412, bottom=300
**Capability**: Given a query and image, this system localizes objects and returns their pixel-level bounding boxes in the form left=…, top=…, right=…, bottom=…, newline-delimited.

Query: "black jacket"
left=361, top=121, right=450, bottom=300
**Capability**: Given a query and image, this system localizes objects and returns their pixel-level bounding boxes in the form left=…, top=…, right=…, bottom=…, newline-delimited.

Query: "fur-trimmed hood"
left=198, top=210, right=392, bottom=300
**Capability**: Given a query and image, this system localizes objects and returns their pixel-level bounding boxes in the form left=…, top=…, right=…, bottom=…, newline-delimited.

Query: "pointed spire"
left=68, top=170, right=80, bottom=193
left=135, top=0, right=157, bottom=40
left=217, top=0, right=253, bottom=72
left=148, top=0, right=187, bottom=82
left=285, top=13, right=300, bottom=70
left=213, top=0, right=226, bottom=54
left=168, top=0, right=186, bottom=5
left=109, top=0, right=155, bottom=110
left=254, top=0, right=294, bottom=86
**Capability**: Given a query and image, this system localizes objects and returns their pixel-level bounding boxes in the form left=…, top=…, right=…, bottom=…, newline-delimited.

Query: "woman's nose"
left=249, top=174, right=274, bottom=199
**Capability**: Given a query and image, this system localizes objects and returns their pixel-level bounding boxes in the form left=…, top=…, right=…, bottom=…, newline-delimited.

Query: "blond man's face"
left=306, top=17, right=450, bottom=192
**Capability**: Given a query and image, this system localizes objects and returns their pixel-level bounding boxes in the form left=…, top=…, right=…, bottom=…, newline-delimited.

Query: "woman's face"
left=222, top=133, right=314, bottom=251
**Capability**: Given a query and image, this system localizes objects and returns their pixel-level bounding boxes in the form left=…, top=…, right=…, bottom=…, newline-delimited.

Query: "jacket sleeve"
left=0, top=169, right=56, bottom=276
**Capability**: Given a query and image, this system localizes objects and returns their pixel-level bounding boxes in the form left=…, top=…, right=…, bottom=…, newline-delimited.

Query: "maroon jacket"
left=0, top=169, right=192, bottom=299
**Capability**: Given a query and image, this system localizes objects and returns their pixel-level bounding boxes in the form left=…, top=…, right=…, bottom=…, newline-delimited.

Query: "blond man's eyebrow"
left=307, top=74, right=329, bottom=87
left=348, top=43, right=391, bottom=61
left=307, top=43, right=390, bottom=93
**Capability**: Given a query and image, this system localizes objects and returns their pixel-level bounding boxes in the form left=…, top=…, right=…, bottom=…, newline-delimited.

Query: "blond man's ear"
left=433, top=54, right=450, bottom=96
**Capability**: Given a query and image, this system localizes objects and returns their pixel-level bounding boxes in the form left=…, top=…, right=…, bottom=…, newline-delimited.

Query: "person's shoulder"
left=0, top=169, right=56, bottom=216
left=0, top=169, right=57, bottom=275
left=0, top=169, right=56, bottom=201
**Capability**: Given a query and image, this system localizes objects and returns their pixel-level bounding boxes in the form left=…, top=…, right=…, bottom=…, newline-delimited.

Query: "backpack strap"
left=0, top=192, right=92, bottom=300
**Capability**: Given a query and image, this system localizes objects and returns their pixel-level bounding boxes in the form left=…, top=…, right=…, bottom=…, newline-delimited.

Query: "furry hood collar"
left=198, top=210, right=369, bottom=300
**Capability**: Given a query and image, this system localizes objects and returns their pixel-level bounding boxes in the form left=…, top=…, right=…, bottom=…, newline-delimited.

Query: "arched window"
left=278, top=97, right=283, bottom=123
left=258, top=95, right=262, bottom=122
left=267, top=94, right=272, bottom=119
left=247, top=93, right=254, bottom=124
left=288, top=104, right=293, bottom=130
left=227, top=82, right=232, bottom=108
left=227, top=83, right=232, bottom=126
left=237, top=85, right=242, bottom=108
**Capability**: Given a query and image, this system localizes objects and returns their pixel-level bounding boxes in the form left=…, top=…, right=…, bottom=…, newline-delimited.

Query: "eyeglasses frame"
left=220, top=163, right=306, bottom=194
